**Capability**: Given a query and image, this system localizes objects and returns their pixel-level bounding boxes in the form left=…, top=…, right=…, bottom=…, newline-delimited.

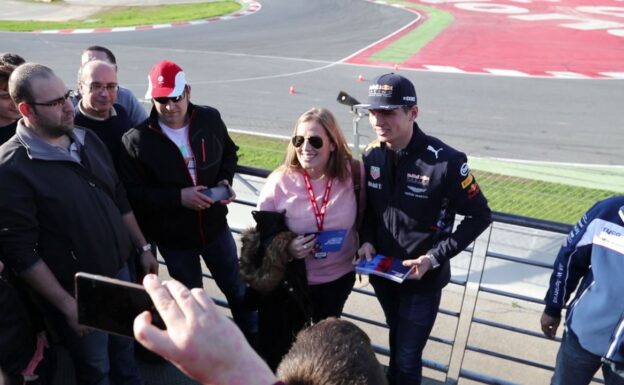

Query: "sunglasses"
left=292, top=135, right=324, bottom=149
left=154, top=90, right=185, bottom=104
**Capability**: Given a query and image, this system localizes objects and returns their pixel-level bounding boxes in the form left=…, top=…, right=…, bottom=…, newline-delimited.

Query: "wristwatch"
left=139, top=243, right=152, bottom=253
left=424, top=253, right=440, bottom=269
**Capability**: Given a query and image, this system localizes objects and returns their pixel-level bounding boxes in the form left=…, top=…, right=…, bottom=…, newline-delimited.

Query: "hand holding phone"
left=134, top=275, right=277, bottom=385
left=75, top=272, right=165, bottom=338
left=201, top=185, right=232, bottom=202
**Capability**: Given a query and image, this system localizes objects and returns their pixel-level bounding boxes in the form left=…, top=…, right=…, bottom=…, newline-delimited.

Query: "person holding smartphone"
left=240, top=107, right=364, bottom=369
left=133, top=275, right=387, bottom=385
left=119, top=60, right=257, bottom=344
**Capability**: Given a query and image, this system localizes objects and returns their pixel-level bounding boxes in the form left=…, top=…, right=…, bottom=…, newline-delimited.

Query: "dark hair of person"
left=83, top=45, right=117, bottom=65
left=8, top=63, right=55, bottom=105
left=281, top=107, right=352, bottom=182
left=0, top=53, right=25, bottom=66
left=0, top=64, right=16, bottom=90
left=277, top=318, right=388, bottom=385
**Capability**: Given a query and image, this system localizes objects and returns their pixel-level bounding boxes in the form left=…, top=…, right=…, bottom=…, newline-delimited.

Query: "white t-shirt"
left=160, top=121, right=196, bottom=185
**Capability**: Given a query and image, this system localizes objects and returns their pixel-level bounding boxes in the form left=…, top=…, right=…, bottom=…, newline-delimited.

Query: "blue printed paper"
left=313, top=229, right=347, bottom=253
left=355, top=254, right=414, bottom=283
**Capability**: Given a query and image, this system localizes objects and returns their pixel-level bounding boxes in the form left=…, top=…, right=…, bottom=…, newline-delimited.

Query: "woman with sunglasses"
left=240, top=107, right=364, bottom=370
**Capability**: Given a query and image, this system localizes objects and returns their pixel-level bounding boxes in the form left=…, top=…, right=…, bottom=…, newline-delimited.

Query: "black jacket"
left=0, top=125, right=132, bottom=290
left=119, top=103, right=239, bottom=249
left=0, top=275, right=36, bottom=379
left=361, top=123, right=492, bottom=291
left=0, top=120, right=17, bottom=146
left=239, top=211, right=311, bottom=371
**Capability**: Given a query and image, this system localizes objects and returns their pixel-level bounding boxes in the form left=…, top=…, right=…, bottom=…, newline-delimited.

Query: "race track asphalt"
left=0, top=0, right=622, bottom=166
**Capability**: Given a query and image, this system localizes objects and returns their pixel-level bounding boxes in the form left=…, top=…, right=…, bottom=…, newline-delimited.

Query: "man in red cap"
left=119, top=60, right=257, bottom=343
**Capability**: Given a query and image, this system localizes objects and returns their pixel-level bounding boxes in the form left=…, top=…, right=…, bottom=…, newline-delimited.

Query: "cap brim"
left=149, top=87, right=184, bottom=99
left=355, top=103, right=407, bottom=110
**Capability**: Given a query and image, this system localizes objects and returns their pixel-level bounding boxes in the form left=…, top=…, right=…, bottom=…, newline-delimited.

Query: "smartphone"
left=201, top=185, right=232, bottom=201
left=75, top=272, right=165, bottom=338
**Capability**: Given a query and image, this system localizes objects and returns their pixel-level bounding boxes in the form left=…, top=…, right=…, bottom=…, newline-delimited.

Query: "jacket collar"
left=381, top=122, right=427, bottom=155
left=405, top=122, right=428, bottom=154
left=16, top=119, right=85, bottom=163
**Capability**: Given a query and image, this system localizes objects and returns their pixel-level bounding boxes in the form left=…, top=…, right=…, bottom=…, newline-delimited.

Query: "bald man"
left=75, top=60, right=131, bottom=168
left=79, top=45, right=148, bottom=127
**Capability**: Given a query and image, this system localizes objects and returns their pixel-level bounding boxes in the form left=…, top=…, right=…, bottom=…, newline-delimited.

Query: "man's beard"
left=40, top=116, right=73, bottom=138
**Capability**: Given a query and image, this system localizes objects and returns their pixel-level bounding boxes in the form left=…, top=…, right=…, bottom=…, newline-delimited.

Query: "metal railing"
left=201, top=165, right=602, bottom=385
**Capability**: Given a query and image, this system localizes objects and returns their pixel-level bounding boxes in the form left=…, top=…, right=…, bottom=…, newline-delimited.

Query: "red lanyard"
left=302, top=171, right=333, bottom=231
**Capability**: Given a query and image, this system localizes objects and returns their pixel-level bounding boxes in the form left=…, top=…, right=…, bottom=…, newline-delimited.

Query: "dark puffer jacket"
left=239, top=210, right=311, bottom=371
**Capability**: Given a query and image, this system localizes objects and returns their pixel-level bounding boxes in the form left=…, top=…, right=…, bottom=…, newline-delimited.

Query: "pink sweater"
left=257, top=168, right=358, bottom=285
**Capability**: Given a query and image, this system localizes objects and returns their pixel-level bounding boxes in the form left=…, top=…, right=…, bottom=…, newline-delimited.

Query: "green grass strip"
left=0, top=1, right=240, bottom=32
left=370, top=2, right=453, bottom=63
left=230, top=132, right=618, bottom=225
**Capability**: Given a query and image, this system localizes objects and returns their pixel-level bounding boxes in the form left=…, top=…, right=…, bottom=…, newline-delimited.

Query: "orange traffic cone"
left=357, top=74, right=365, bottom=82
left=289, top=85, right=296, bottom=94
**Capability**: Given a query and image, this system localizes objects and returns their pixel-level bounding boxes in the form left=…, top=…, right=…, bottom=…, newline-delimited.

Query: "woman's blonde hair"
left=281, top=107, right=352, bottom=181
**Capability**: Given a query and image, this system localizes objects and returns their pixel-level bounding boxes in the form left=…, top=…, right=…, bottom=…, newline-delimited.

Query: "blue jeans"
left=370, top=276, right=441, bottom=385
left=50, top=265, right=143, bottom=385
left=551, top=331, right=624, bottom=385
left=159, top=227, right=257, bottom=336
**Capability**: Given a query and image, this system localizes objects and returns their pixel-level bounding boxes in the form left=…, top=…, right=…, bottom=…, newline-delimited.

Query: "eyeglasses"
left=27, top=90, right=73, bottom=108
left=154, top=91, right=186, bottom=105
left=292, top=135, right=324, bottom=149
left=82, top=82, right=118, bottom=94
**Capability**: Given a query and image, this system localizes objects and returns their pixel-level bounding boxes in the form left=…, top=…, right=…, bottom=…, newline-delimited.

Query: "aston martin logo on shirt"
left=407, top=185, right=427, bottom=194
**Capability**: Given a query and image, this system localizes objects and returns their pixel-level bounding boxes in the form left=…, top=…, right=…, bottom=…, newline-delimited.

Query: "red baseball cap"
left=145, top=60, right=187, bottom=99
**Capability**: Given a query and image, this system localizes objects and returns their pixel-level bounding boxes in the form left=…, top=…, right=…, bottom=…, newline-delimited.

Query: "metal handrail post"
left=446, top=223, right=495, bottom=383
left=351, top=106, right=367, bottom=159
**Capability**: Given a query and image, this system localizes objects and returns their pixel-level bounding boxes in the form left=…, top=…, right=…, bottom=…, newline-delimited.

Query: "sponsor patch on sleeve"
left=461, top=173, right=474, bottom=189
left=467, top=182, right=481, bottom=199
left=460, top=162, right=470, bottom=177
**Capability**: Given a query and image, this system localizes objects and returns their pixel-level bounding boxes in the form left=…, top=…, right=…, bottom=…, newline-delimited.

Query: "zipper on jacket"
left=197, top=211, right=207, bottom=245
left=149, top=108, right=208, bottom=245
left=606, top=313, right=624, bottom=360
left=184, top=113, right=208, bottom=245
left=389, top=148, right=400, bottom=249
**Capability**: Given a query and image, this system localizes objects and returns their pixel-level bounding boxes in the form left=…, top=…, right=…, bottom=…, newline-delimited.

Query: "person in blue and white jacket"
left=541, top=195, right=624, bottom=385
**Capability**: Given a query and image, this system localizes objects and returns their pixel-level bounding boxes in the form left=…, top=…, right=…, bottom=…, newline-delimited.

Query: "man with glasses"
left=0, top=63, right=157, bottom=385
left=77, top=45, right=148, bottom=128
left=119, top=60, right=257, bottom=344
left=75, top=60, right=131, bottom=168
left=356, top=73, right=492, bottom=385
